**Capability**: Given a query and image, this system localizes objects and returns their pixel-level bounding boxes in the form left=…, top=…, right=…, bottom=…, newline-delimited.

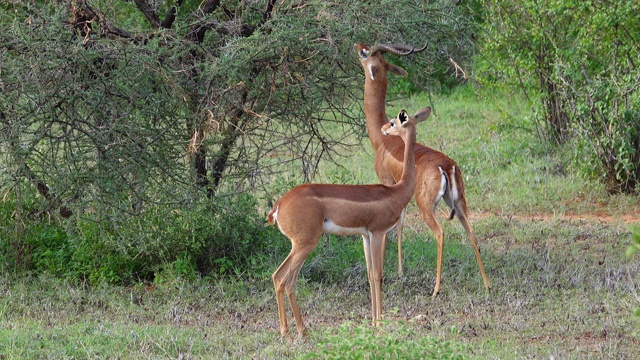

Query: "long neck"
left=363, top=72, right=389, bottom=151
left=398, top=126, right=416, bottom=188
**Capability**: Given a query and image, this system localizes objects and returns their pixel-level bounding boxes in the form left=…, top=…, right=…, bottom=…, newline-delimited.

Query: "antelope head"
left=381, top=107, right=432, bottom=136
left=354, top=43, right=428, bottom=81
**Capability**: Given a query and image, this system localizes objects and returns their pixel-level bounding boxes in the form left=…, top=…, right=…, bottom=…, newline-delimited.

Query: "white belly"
left=323, top=219, right=368, bottom=236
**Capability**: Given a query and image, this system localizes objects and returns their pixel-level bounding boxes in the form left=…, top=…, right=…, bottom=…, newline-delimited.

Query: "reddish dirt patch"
left=470, top=210, right=640, bottom=225
left=406, top=207, right=640, bottom=227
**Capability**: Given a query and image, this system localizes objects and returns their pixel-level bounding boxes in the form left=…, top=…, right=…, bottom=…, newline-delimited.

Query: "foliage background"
left=479, top=0, right=640, bottom=193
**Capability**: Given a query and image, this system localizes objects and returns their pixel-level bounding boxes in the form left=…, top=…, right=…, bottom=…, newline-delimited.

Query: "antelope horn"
left=370, top=43, right=428, bottom=56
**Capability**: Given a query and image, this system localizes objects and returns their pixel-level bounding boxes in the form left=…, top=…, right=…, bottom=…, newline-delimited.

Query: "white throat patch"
left=368, top=63, right=375, bottom=81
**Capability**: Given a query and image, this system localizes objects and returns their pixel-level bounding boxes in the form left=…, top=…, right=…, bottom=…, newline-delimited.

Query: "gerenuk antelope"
left=268, top=108, right=430, bottom=338
left=354, top=42, right=491, bottom=297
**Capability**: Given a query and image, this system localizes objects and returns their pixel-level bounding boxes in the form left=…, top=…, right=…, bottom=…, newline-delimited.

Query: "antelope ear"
left=388, top=63, right=407, bottom=77
left=413, top=107, right=431, bottom=123
left=398, top=110, right=409, bottom=124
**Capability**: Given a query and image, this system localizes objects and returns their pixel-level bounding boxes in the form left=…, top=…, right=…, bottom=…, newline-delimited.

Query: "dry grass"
left=1, top=212, right=638, bottom=359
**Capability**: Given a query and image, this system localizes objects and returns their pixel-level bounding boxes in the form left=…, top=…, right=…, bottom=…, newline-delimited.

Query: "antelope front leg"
left=370, top=232, right=385, bottom=326
left=362, top=234, right=376, bottom=325
left=396, top=208, right=406, bottom=275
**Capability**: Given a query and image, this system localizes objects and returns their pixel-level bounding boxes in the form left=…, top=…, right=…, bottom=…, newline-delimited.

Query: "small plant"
left=303, top=320, right=468, bottom=360
left=154, top=253, right=200, bottom=284
left=627, top=225, right=640, bottom=320
left=626, top=225, right=640, bottom=258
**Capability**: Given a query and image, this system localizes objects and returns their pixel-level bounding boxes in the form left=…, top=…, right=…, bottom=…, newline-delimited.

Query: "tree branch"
left=188, top=0, right=276, bottom=42
left=70, top=1, right=135, bottom=42
left=200, top=0, right=222, bottom=14
left=188, top=0, right=222, bottom=42
left=2, top=111, right=72, bottom=218
left=161, top=0, right=184, bottom=29
left=264, top=0, right=277, bottom=22
left=133, top=0, right=161, bottom=28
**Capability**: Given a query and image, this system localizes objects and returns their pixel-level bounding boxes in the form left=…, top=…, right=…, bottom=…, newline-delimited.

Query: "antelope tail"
left=267, top=205, right=278, bottom=225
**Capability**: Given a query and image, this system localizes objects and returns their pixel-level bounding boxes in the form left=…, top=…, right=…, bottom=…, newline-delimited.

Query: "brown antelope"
left=268, top=108, right=430, bottom=338
left=354, top=42, right=491, bottom=297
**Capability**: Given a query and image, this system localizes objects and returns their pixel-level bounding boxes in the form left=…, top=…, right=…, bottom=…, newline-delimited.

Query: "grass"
left=2, top=85, right=640, bottom=359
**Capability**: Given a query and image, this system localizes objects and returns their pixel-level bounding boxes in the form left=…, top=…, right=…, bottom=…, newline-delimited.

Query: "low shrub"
left=0, top=191, right=282, bottom=285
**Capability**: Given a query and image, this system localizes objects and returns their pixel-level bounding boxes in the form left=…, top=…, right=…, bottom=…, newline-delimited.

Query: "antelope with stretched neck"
left=268, top=108, right=430, bottom=338
left=354, top=42, right=491, bottom=297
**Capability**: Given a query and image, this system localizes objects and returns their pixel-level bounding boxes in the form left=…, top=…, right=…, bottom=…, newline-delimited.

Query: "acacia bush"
left=0, top=1, right=476, bottom=282
left=480, top=0, right=640, bottom=194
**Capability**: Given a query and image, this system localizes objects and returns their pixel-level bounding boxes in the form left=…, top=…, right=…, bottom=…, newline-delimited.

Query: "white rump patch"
left=323, top=219, right=368, bottom=236
left=273, top=206, right=287, bottom=234
left=437, top=166, right=447, bottom=202
left=450, top=166, right=459, bottom=201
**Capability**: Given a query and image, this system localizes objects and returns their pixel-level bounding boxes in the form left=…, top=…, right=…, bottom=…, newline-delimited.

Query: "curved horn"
left=370, top=43, right=428, bottom=56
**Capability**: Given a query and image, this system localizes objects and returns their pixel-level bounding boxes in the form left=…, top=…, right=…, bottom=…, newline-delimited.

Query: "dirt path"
left=470, top=210, right=640, bottom=224
left=405, top=205, right=640, bottom=226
